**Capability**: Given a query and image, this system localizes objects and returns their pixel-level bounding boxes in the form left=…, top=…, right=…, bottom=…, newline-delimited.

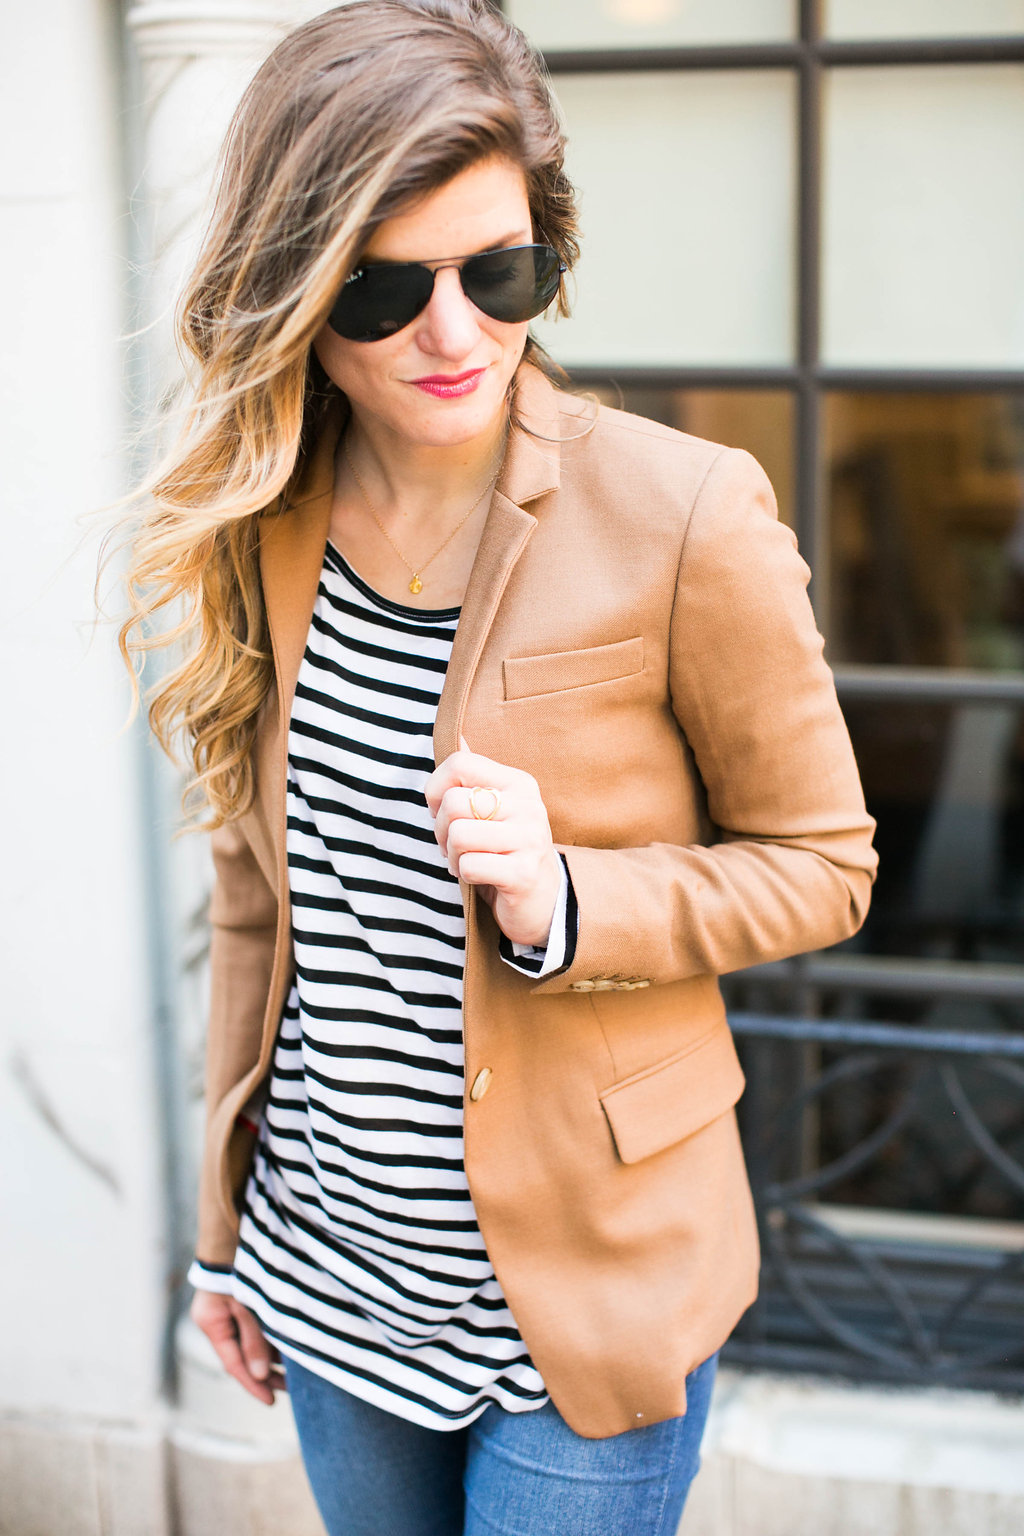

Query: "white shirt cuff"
left=499, top=855, right=575, bottom=979
left=187, top=1259, right=235, bottom=1295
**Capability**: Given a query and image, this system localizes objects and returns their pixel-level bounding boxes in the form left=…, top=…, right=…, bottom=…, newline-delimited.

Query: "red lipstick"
left=410, top=368, right=485, bottom=399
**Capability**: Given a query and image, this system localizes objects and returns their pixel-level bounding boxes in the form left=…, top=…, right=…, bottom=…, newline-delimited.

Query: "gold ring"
left=469, top=785, right=501, bottom=821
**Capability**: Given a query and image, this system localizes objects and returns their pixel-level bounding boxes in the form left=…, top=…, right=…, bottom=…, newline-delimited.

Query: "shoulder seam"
left=565, top=402, right=728, bottom=456
left=668, top=444, right=736, bottom=629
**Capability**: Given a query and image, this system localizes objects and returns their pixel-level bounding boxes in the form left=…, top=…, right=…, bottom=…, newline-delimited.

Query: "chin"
left=400, top=383, right=512, bottom=446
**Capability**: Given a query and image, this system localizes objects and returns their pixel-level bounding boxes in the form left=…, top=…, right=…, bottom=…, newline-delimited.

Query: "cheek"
left=312, top=326, right=393, bottom=400
left=490, top=320, right=530, bottom=372
left=312, top=327, right=350, bottom=391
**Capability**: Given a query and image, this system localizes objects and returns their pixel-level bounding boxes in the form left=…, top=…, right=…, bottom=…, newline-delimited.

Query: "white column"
left=126, top=1, right=292, bottom=393
left=123, top=6, right=331, bottom=1530
left=0, top=0, right=162, bottom=1422
left=0, top=0, right=170, bottom=1527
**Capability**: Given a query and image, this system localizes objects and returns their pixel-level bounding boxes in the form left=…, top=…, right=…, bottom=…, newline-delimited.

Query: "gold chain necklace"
left=343, top=441, right=502, bottom=596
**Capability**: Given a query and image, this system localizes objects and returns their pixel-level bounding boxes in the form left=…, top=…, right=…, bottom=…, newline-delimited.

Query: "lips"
left=410, top=368, right=486, bottom=398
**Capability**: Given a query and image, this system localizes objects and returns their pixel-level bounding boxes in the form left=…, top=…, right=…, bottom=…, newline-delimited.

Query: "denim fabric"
left=284, top=1352, right=717, bottom=1536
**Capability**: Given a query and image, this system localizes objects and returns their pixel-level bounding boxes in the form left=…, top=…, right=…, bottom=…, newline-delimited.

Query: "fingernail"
left=251, top=1360, right=269, bottom=1380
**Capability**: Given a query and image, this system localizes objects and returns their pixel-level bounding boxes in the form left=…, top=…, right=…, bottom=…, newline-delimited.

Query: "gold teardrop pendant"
left=409, top=575, right=423, bottom=595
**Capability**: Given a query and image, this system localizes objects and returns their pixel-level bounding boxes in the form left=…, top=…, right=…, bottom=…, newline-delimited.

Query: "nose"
left=414, top=265, right=482, bottom=361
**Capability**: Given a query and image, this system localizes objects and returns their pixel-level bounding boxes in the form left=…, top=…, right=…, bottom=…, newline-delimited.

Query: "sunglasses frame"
left=327, top=242, right=567, bottom=344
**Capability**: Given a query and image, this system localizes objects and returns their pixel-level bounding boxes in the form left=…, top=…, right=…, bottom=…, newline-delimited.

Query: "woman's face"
left=313, top=157, right=535, bottom=452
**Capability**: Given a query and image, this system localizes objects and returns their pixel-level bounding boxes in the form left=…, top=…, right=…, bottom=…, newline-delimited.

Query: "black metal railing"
left=724, top=1010, right=1024, bottom=1391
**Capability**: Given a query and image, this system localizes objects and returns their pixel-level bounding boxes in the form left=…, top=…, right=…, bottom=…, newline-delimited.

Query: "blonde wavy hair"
left=118, top=0, right=579, bottom=827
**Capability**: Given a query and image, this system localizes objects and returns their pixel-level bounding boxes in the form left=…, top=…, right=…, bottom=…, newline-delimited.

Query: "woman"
left=121, top=2, right=877, bottom=1532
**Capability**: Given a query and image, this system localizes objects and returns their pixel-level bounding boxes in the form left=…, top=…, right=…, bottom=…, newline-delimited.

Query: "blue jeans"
left=284, top=1352, right=717, bottom=1536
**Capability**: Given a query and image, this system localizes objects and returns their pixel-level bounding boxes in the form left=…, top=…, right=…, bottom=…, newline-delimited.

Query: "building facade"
left=1, top=3, right=1022, bottom=1533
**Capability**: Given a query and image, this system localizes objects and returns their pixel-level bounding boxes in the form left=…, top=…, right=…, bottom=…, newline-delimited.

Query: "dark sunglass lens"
left=327, top=263, right=435, bottom=342
left=461, top=245, right=562, bottom=324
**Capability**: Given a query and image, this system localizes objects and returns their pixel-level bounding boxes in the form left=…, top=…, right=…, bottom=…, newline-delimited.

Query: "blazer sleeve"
left=534, top=446, right=877, bottom=994
left=195, top=816, right=279, bottom=1267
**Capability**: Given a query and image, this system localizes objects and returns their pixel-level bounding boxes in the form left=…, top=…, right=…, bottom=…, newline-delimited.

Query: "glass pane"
left=827, top=0, right=1024, bottom=40
left=506, top=0, right=795, bottom=50
left=535, top=72, right=796, bottom=367
left=826, top=392, right=1024, bottom=671
left=842, top=697, right=1024, bottom=970
left=580, top=382, right=795, bottom=523
left=822, top=65, right=1024, bottom=369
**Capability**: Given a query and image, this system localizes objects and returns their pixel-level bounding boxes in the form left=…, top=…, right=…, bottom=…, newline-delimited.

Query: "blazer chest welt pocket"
left=600, top=1026, right=745, bottom=1165
left=503, top=636, right=644, bottom=701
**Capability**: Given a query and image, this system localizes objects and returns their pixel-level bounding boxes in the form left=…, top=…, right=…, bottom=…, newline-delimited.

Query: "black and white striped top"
left=189, top=541, right=574, bottom=1429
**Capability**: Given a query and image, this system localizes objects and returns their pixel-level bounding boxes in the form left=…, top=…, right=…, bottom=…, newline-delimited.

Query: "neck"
left=342, top=408, right=508, bottom=522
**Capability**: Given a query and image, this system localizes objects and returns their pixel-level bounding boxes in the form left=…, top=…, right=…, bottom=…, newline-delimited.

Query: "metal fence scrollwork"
left=725, top=1014, right=1024, bottom=1392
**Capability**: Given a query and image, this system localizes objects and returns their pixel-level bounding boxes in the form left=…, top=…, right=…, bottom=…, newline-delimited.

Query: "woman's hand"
left=190, top=1290, right=286, bottom=1405
left=425, top=738, right=562, bottom=948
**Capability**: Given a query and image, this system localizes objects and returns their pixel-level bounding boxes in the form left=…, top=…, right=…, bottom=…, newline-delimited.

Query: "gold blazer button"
left=469, top=1068, right=493, bottom=1102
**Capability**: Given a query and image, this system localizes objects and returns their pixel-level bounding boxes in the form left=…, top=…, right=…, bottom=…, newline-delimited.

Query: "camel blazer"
left=196, top=364, right=877, bottom=1438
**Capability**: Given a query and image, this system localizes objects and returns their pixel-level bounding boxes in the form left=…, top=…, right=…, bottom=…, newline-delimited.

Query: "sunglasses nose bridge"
left=420, top=258, right=470, bottom=304
left=415, top=262, right=485, bottom=352
left=431, top=261, right=475, bottom=301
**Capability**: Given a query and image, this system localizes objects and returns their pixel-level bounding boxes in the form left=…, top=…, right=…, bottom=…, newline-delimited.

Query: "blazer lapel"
left=433, top=490, right=535, bottom=761
left=433, top=365, right=562, bottom=762
left=258, top=407, right=340, bottom=896
left=260, top=414, right=340, bottom=725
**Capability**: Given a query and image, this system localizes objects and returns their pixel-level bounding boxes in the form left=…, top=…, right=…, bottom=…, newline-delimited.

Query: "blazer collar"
left=498, top=362, right=562, bottom=506
left=258, top=363, right=566, bottom=752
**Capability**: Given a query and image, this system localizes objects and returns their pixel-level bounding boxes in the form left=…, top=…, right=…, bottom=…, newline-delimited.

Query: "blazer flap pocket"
left=599, top=1027, right=745, bottom=1165
left=503, top=637, right=644, bottom=700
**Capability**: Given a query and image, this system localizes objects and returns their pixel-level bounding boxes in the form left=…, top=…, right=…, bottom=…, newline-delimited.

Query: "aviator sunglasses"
left=327, top=242, right=565, bottom=343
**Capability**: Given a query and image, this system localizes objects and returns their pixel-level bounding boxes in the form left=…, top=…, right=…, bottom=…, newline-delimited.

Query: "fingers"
left=435, top=786, right=553, bottom=879
left=484, top=845, right=564, bottom=948
left=450, top=824, right=562, bottom=946
left=234, top=1299, right=274, bottom=1384
left=434, top=787, right=513, bottom=861
left=189, top=1291, right=278, bottom=1406
left=426, top=742, right=558, bottom=945
left=424, top=745, right=530, bottom=815
left=455, top=848, right=533, bottom=891
left=428, top=751, right=541, bottom=847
